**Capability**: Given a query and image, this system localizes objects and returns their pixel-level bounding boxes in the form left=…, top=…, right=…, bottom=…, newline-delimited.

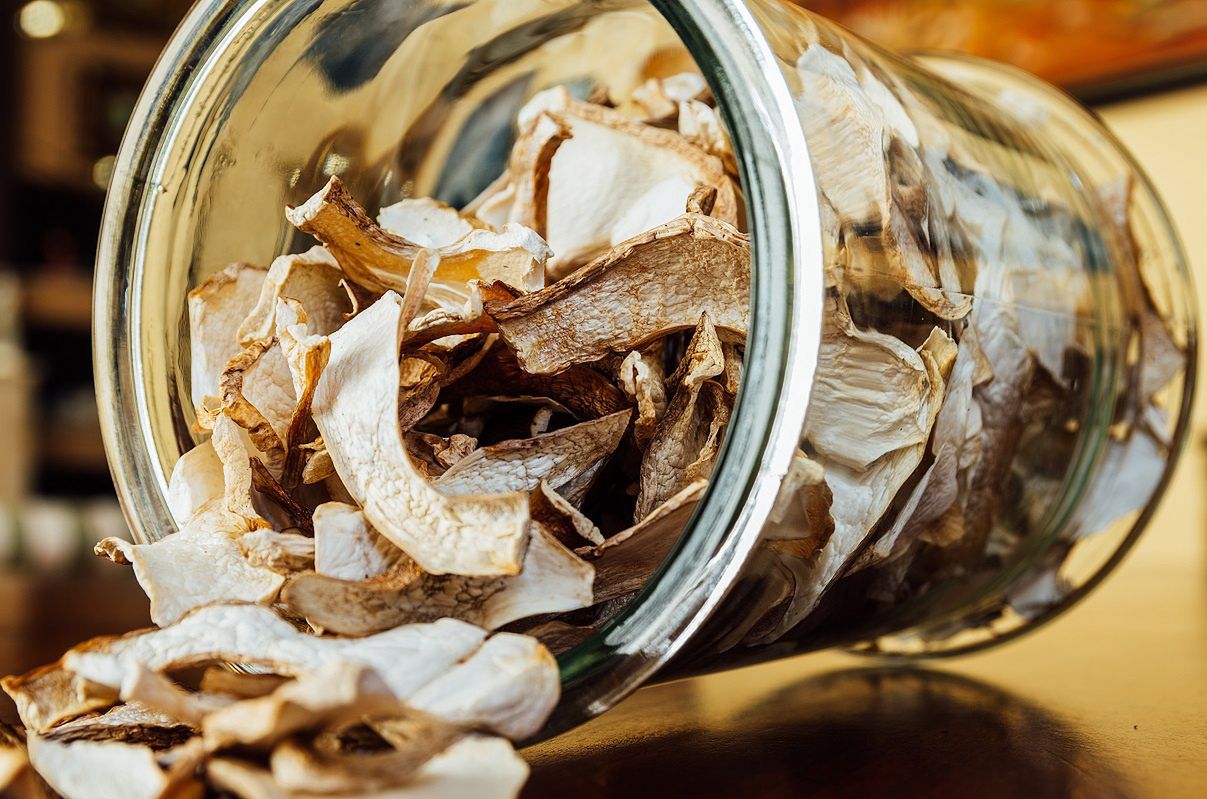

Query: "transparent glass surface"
left=94, top=0, right=1194, bottom=734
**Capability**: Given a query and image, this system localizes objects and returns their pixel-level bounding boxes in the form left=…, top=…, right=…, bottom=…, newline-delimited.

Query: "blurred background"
left=1, top=0, right=1206, bottom=746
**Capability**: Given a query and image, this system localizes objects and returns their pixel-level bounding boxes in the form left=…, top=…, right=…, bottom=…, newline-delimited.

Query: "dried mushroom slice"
left=165, top=440, right=224, bottom=525
left=504, top=112, right=573, bottom=235
left=311, top=292, right=531, bottom=577
left=119, top=663, right=232, bottom=727
left=677, top=99, right=737, bottom=176
left=281, top=522, right=593, bottom=635
left=95, top=503, right=285, bottom=627
left=210, top=413, right=270, bottom=528
left=188, top=262, right=268, bottom=410
left=220, top=339, right=298, bottom=472
left=268, top=726, right=458, bottom=796
left=27, top=733, right=197, bottom=799
left=313, top=502, right=411, bottom=582
left=500, top=87, right=739, bottom=274
left=434, top=409, right=631, bottom=497
left=489, top=213, right=750, bottom=374
left=287, top=176, right=547, bottom=297
left=530, top=482, right=604, bottom=548
left=619, top=347, right=668, bottom=449
left=236, top=246, right=348, bottom=347
left=378, top=197, right=477, bottom=248
left=238, top=530, right=316, bottom=574
left=209, top=735, right=526, bottom=799
left=202, top=663, right=403, bottom=751
left=587, top=480, right=706, bottom=603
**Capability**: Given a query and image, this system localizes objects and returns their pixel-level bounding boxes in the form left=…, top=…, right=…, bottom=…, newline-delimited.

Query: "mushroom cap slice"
left=188, top=262, right=267, bottom=410
left=489, top=213, right=749, bottom=374
left=434, top=409, right=631, bottom=497
left=287, top=176, right=547, bottom=297
left=311, top=292, right=531, bottom=577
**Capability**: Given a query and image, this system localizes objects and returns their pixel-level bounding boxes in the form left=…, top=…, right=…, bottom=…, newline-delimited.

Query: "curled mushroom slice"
left=500, top=88, right=739, bottom=274
left=209, top=735, right=527, bottom=799
left=586, top=480, right=707, bottom=604
left=504, top=112, right=573, bottom=236
left=530, top=482, right=604, bottom=547
left=210, top=414, right=271, bottom=528
left=188, top=262, right=268, bottom=410
left=434, top=409, right=631, bottom=497
left=287, top=176, right=547, bottom=297
left=236, top=246, right=348, bottom=348
left=202, top=662, right=405, bottom=752
left=635, top=314, right=728, bottom=519
left=619, top=347, right=668, bottom=449
left=489, top=213, right=749, bottom=374
left=221, top=338, right=299, bottom=473
left=95, top=501, right=283, bottom=628
left=311, top=292, right=531, bottom=577
left=378, top=197, right=477, bottom=248
left=281, top=522, right=593, bottom=635
left=2, top=605, right=485, bottom=732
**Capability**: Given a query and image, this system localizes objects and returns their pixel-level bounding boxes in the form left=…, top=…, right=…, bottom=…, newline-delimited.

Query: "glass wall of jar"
left=94, top=0, right=1194, bottom=736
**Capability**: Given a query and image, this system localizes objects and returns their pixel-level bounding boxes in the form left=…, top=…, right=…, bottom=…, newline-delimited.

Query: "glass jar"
left=94, top=0, right=1196, bottom=736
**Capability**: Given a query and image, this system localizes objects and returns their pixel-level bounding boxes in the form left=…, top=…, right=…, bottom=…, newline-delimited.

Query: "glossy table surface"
left=3, top=85, right=1207, bottom=799
left=522, top=84, right=1207, bottom=799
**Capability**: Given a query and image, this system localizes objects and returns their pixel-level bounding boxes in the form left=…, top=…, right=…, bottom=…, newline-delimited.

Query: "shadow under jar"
left=94, top=0, right=1196, bottom=736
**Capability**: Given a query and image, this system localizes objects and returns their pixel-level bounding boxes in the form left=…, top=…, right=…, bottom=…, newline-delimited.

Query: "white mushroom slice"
left=53, top=606, right=485, bottom=721
left=311, top=292, right=531, bottom=577
left=636, top=315, right=728, bottom=519
left=281, top=522, right=594, bottom=634
left=587, top=480, right=706, bottom=603
left=27, top=733, right=194, bottom=799
left=489, top=213, right=749, bottom=374
left=165, top=440, right=224, bottom=525
left=236, top=246, right=347, bottom=347
left=314, top=502, right=409, bottom=582
left=287, top=176, right=547, bottom=296
left=188, top=262, right=268, bottom=410
left=434, top=410, right=631, bottom=497
left=95, top=501, right=283, bottom=627
left=619, top=348, right=668, bottom=449
left=506, top=89, right=739, bottom=274
left=238, top=529, right=316, bottom=573
left=504, top=112, right=573, bottom=236
left=202, top=662, right=404, bottom=751
left=408, top=633, right=558, bottom=741
left=530, top=482, right=604, bottom=547
left=209, top=735, right=527, bottom=799
left=378, top=197, right=477, bottom=248
left=211, top=413, right=270, bottom=528
left=805, top=299, right=937, bottom=470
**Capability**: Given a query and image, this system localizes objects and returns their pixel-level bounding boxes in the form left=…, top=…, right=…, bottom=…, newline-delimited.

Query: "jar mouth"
left=93, top=0, right=825, bottom=734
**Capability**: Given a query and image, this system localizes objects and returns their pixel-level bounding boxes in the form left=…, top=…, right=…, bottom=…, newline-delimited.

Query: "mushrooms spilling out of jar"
left=2, top=38, right=1184, bottom=798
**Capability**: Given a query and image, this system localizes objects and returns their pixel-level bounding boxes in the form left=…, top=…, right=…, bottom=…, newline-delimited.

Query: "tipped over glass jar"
left=95, top=0, right=1195, bottom=735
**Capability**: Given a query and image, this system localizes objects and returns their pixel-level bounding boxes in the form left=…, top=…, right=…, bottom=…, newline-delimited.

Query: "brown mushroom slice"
left=95, top=501, right=283, bottom=628
left=221, top=339, right=297, bottom=472
left=210, top=735, right=527, bottom=799
left=505, top=88, right=739, bottom=274
left=238, top=530, right=316, bottom=574
left=286, top=176, right=547, bottom=297
left=281, top=522, right=593, bottom=635
left=300, top=438, right=336, bottom=485
left=587, top=480, right=707, bottom=603
left=489, top=213, right=749, bottom=374
left=443, top=345, right=629, bottom=421
left=378, top=197, right=477, bottom=248
left=434, top=409, right=631, bottom=497
left=311, top=292, right=531, bottom=577
left=530, top=482, right=604, bottom=548
left=51, top=606, right=487, bottom=722
left=202, top=662, right=404, bottom=751
left=313, top=502, right=411, bottom=582
left=165, top=440, right=224, bottom=524
left=236, top=246, right=348, bottom=348
left=405, top=432, right=479, bottom=480
left=619, top=347, right=668, bottom=449
left=635, top=315, right=728, bottom=519
left=188, top=262, right=268, bottom=410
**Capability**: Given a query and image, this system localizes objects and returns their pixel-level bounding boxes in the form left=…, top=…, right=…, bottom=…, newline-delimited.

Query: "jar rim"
left=92, top=0, right=826, bottom=734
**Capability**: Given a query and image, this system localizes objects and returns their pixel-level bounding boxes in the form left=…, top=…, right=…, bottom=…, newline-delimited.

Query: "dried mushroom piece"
left=165, top=440, right=224, bottom=525
left=313, top=502, right=411, bottom=582
left=238, top=530, right=316, bottom=574
left=310, top=292, right=531, bottom=577
left=489, top=213, right=749, bottom=374
left=27, top=732, right=199, bottom=799
left=587, top=480, right=707, bottom=603
left=221, top=339, right=298, bottom=473
left=619, top=347, right=668, bottom=449
left=434, top=409, right=630, bottom=497
left=119, top=663, right=232, bottom=728
left=530, top=482, right=604, bottom=547
left=188, top=262, right=268, bottom=410
left=236, top=246, right=348, bottom=347
left=287, top=176, right=547, bottom=297
left=378, top=197, right=478, bottom=248
left=281, top=522, right=593, bottom=635
left=494, top=87, right=739, bottom=274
